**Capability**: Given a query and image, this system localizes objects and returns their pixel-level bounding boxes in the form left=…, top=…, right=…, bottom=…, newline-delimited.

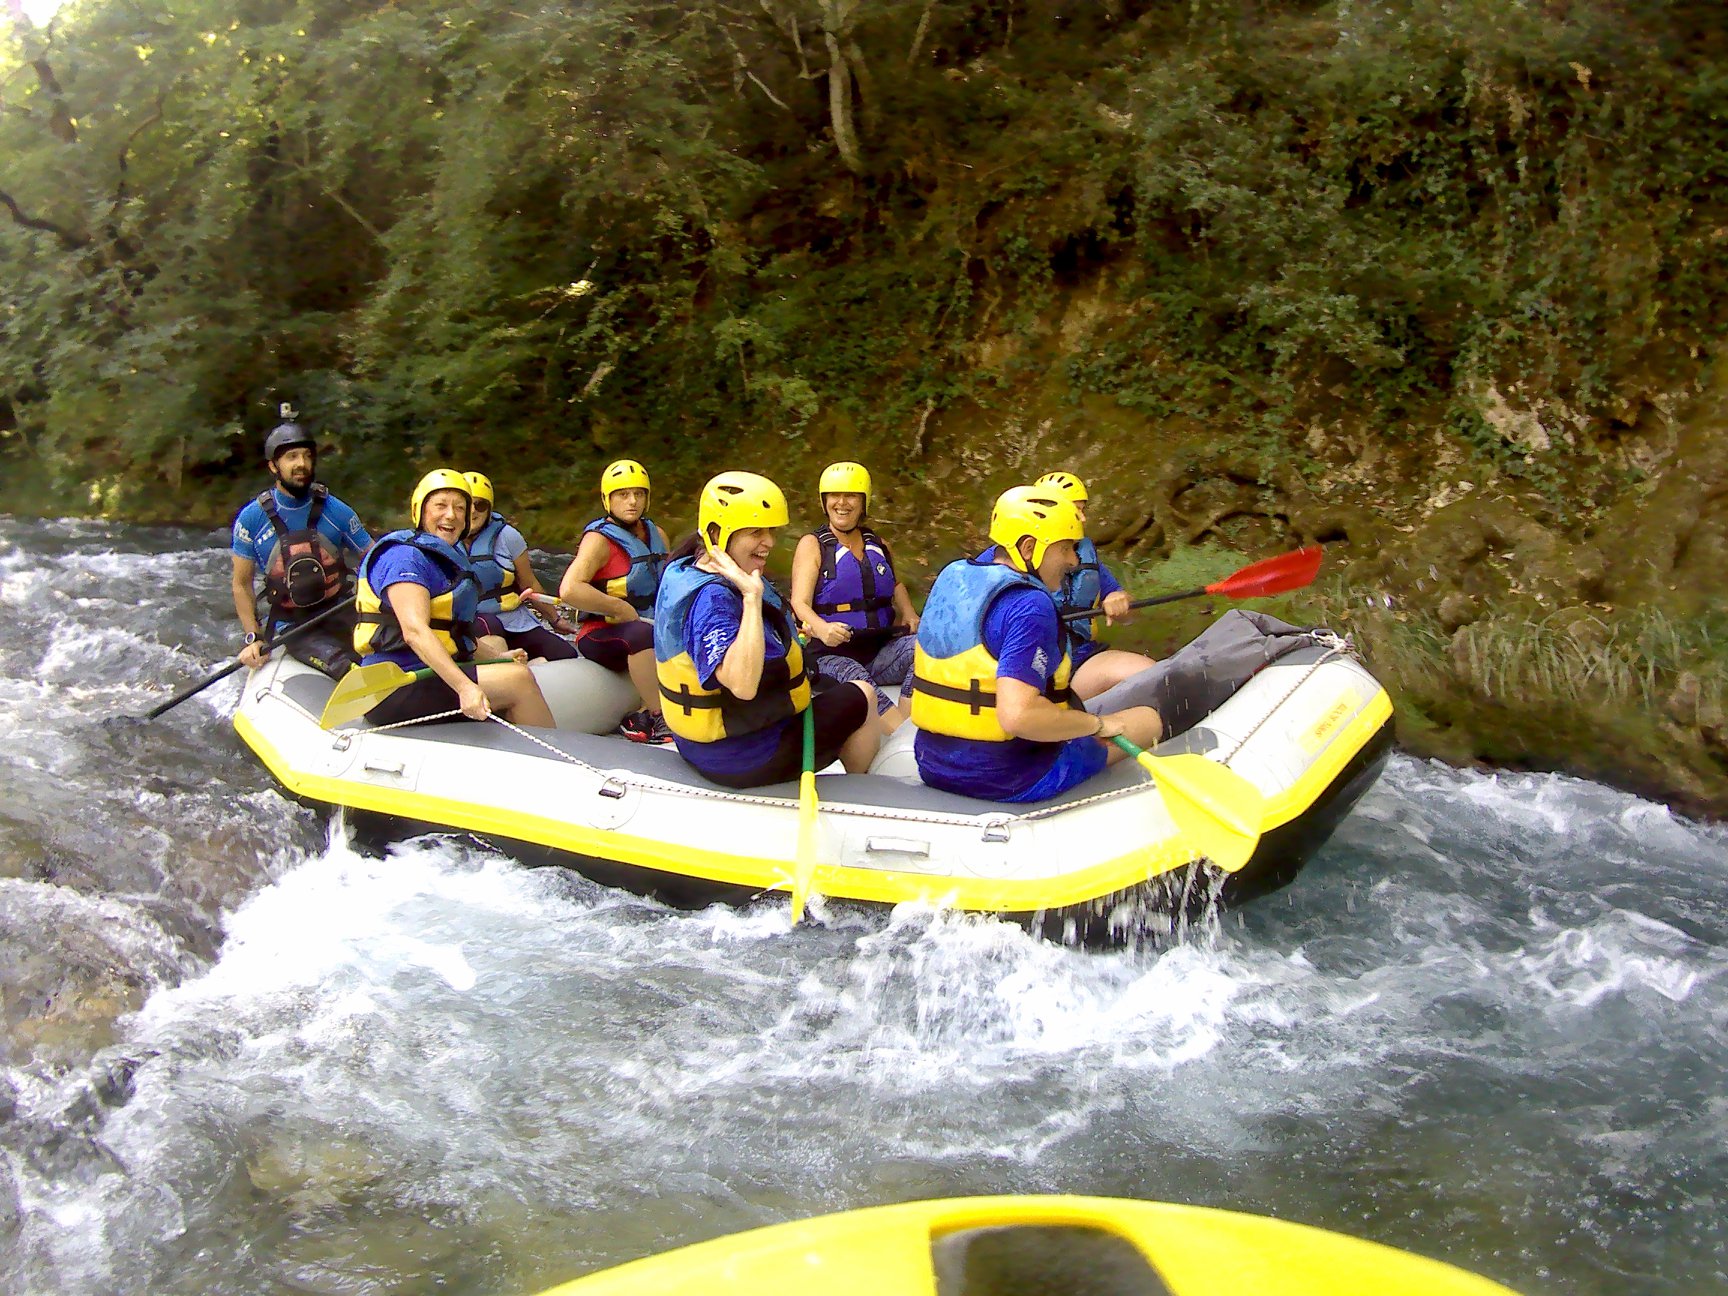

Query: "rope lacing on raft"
left=302, top=634, right=1363, bottom=833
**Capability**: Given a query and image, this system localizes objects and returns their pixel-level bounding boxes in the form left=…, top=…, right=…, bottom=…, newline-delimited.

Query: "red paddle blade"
left=1205, top=546, right=1324, bottom=599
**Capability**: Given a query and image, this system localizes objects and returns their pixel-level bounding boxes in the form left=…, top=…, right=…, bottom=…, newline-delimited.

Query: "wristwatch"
left=242, top=632, right=259, bottom=647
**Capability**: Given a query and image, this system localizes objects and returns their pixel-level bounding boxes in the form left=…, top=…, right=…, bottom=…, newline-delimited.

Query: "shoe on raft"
left=618, top=710, right=675, bottom=745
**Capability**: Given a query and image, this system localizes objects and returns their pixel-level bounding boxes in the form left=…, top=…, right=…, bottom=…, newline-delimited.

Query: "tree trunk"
left=820, top=0, right=864, bottom=174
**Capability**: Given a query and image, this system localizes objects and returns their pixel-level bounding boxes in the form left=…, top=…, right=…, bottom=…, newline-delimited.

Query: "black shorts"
left=363, top=663, right=480, bottom=727
left=502, top=624, right=578, bottom=661
left=699, top=680, right=870, bottom=790
left=284, top=624, right=360, bottom=681
left=577, top=620, right=654, bottom=672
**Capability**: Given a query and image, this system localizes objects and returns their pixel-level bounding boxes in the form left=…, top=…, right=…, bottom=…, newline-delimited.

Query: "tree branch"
left=718, top=16, right=791, bottom=109
left=0, top=186, right=89, bottom=249
left=30, top=58, right=76, bottom=143
left=907, top=0, right=934, bottom=66
left=112, top=93, right=167, bottom=215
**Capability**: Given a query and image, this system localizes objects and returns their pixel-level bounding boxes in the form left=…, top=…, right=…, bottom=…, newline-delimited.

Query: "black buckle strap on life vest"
left=660, top=681, right=726, bottom=715
left=814, top=526, right=894, bottom=621
left=911, top=672, right=996, bottom=715
left=355, top=609, right=459, bottom=631
left=659, top=665, right=806, bottom=714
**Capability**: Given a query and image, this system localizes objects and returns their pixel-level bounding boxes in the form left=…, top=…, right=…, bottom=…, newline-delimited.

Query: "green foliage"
left=1, top=0, right=1724, bottom=512
left=1297, top=577, right=1728, bottom=717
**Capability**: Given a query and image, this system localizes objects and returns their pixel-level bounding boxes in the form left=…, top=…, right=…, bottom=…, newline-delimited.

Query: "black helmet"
left=263, top=403, right=315, bottom=464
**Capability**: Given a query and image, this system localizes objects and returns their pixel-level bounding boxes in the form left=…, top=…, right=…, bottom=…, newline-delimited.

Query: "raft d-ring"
left=332, top=732, right=354, bottom=752
left=598, top=777, right=627, bottom=800
left=980, top=817, right=1012, bottom=843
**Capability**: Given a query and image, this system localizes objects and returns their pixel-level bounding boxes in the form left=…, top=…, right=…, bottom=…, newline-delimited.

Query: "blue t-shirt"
left=915, top=583, right=1068, bottom=799
left=231, top=486, right=371, bottom=630
left=362, top=546, right=459, bottom=669
left=673, top=581, right=796, bottom=777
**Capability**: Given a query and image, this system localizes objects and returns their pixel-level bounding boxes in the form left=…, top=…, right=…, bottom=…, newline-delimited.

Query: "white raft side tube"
left=240, top=661, right=1194, bottom=908
left=235, top=659, right=900, bottom=894
left=807, top=778, right=1187, bottom=892
left=530, top=655, right=638, bottom=733
left=234, top=660, right=1278, bottom=911
left=1168, top=652, right=1390, bottom=814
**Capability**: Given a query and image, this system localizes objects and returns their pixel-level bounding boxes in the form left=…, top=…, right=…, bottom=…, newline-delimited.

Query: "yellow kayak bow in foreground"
left=533, top=1194, right=1521, bottom=1296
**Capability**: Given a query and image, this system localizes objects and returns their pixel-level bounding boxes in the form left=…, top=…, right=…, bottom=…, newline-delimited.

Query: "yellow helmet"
left=600, top=458, right=651, bottom=508
left=988, top=485, right=1083, bottom=572
left=1033, top=470, right=1088, bottom=504
left=410, top=468, right=472, bottom=530
left=699, top=470, right=788, bottom=556
left=818, top=461, right=871, bottom=511
left=462, top=472, right=495, bottom=508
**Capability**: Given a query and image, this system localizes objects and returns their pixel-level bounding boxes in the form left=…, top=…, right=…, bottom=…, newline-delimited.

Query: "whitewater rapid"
left=1, top=516, right=1723, bottom=1295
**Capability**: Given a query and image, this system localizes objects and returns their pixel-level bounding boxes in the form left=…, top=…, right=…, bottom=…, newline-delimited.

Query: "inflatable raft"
left=232, top=620, right=1392, bottom=940
left=531, top=1195, right=1520, bottom=1295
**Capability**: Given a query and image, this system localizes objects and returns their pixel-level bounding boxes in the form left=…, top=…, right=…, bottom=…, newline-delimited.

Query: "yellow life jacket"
left=353, top=530, right=480, bottom=662
left=654, top=557, right=810, bottom=744
left=911, top=554, right=1073, bottom=743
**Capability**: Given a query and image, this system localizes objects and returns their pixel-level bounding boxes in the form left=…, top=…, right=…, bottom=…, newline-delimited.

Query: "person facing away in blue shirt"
left=1032, top=470, right=1159, bottom=702
left=911, top=485, right=1162, bottom=803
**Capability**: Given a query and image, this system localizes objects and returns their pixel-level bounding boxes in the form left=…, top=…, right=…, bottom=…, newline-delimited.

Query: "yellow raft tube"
left=535, top=1194, right=1520, bottom=1296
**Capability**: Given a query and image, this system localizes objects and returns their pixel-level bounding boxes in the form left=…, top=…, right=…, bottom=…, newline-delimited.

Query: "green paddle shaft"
left=789, top=656, right=821, bottom=923
left=404, top=657, right=516, bottom=685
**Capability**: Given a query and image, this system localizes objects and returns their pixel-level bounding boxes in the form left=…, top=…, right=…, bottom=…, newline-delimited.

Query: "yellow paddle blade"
left=319, top=661, right=415, bottom=729
left=1134, top=751, right=1265, bottom=873
left=790, top=770, right=819, bottom=924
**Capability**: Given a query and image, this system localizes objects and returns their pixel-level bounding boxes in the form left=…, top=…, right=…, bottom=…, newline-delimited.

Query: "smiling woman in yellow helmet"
left=653, top=470, right=885, bottom=788
left=350, top=469, right=553, bottom=728
left=557, top=458, right=672, bottom=743
left=909, top=484, right=1161, bottom=802
left=1033, top=470, right=1160, bottom=701
left=788, top=461, right=919, bottom=719
left=461, top=471, right=579, bottom=663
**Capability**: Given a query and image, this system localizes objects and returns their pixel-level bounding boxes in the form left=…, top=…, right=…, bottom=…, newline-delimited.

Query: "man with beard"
left=229, top=405, right=372, bottom=678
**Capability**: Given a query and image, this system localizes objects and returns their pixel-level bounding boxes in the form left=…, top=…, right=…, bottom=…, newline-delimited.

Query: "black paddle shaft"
left=1059, top=586, right=1205, bottom=623
left=139, top=595, right=357, bottom=720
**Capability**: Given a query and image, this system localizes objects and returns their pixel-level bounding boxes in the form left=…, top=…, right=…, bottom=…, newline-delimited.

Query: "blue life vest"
left=354, top=530, right=480, bottom=662
left=578, top=515, right=668, bottom=623
left=467, top=514, right=522, bottom=614
left=811, top=525, right=896, bottom=634
left=653, top=557, right=809, bottom=743
left=1057, top=537, right=1104, bottom=645
left=910, top=555, right=1074, bottom=742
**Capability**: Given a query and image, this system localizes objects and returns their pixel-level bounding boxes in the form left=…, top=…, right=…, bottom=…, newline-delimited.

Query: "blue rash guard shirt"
left=914, top=581, right=1073, bottom=800
left=231, top=486, right=372, bottom=634
left=673, top=581, right=797, bottom=778
left=362, top=545, right=461, bottom=670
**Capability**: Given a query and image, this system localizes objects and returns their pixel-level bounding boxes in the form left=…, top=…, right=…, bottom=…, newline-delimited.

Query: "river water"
left=0, top=514, right=1723, bottom=1296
